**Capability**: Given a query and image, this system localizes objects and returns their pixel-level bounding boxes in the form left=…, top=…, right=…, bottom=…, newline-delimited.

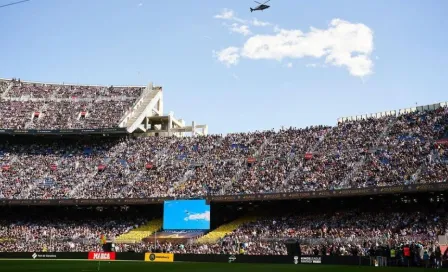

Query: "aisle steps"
left=196, top=216, right=257, bottom=244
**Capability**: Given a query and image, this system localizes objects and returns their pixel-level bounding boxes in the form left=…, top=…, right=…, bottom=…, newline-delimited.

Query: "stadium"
left=1, top=1, right=448, bottom=272
left=0, top=77, right=447, bottom=272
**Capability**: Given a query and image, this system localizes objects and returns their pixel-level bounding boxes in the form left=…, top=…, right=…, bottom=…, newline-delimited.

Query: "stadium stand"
left=162, top=196, right=448, bottom=258
left=0, top=206, right=148, bottom=252
left=0, top=78, right=144, bottom=129
left=115, top=219, right=162, bottom=243
left=196, top=216, right=258, bottom=244
left=0, top=103, right=446, bottom=200
left=3, top=195, right=446, bottom=259
left=0, top=77, right=446, bottom=262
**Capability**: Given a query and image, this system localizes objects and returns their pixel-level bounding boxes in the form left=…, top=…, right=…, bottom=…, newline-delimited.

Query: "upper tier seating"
left=0, top=79, right=143, bottom=129
left=0, top=106, right=446, bottom=200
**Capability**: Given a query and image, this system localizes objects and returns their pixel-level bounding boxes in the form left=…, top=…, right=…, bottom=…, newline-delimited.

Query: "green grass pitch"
left=0, top=260, right=438, bottom=272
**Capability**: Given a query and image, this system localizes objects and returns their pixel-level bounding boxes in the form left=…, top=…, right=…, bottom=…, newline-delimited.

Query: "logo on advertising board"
left=228, top=255, right=236, bottom=263
left=294, top=256, right=298, bottom=264
left=144, top=253, right=174, bottom=262
left=300, top=257, right=321, bottom=264
left=31, top=253, right=57, bottom=259
left=88, top=252, right=116, bottom=260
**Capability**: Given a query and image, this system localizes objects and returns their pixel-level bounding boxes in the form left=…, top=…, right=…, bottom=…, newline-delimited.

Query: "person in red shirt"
left=403, top=245, right=411, bottom=267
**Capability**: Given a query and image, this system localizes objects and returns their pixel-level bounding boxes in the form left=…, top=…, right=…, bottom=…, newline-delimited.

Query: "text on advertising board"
left=300, top=257, right=322, bottom=264
left=31, top=253, right=57, bottom=259
left=88, top=252, right=116, bottom=260
left=144, top=253, right=174, bottom=262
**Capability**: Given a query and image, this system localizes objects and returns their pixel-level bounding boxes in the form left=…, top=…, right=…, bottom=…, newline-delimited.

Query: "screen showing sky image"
left=163, top=200, right=210, bottom=230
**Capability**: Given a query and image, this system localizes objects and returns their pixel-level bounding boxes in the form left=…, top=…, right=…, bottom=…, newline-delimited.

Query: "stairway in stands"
left=196, top=216, right=257, bottom=244
left=114, top=219, right=162, bottom=243
left=123, top=87, right=162, bottom=133
left=340, top=118, right=397, bottom=187
left=0, top=81, right=13, bottom=98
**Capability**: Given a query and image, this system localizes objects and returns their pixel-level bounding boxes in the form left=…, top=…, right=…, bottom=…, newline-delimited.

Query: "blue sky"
left=0, top=0, right=447, bottom=134
left=163, top=200, right=210, bottom=230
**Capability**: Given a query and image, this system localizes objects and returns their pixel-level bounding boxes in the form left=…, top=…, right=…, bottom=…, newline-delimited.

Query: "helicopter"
left=250, top=0, right=270, bottom=12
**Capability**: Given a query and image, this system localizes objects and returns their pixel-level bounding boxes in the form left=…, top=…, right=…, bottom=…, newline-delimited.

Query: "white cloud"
left=184, top=211, right=210, bottom=221
left=229, top=23, right=251, bottom=36
left=214, top=47, right=240, bottom=67
left=214, top=8, right=234, bottom=20
left=214, top=9, right=272, bottom=39
left=138, top=3, right=143, bottom=7
left=306, top=63, right=327, bottom=68
left=214, top=8, right=245, bottom=24
left=214, top=9, right=271, bottom=27
left=252, top=18, right=271, bottom=27
left=215, top=18, right=374, bottom=77
left=286, top=62, right=293, bottom=68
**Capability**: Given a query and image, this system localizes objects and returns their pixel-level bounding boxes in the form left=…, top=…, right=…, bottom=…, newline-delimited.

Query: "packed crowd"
left=3, top=207, right=446, bottom=259
left=110, top=210, right=448, bottom=269
left=6, top=81, right=142, bottom=99
left=213, top=211, right=448, bottom=255
left=101, top=237, right=448, bottom=268
left=0, top=105, right=446, bottom=199
left=0, top=79, right=144, bottom=129
left=352, top=109, right=448, bottom=188
left=0, top=208, right=147, bottom=252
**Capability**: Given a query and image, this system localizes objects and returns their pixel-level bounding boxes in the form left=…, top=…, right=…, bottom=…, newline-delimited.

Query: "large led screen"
left=163, top=199, right=210, bottom=230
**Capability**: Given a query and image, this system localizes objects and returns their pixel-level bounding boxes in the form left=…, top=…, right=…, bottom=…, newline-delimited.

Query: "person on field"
left=435, top=246, right=442, bottom=269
